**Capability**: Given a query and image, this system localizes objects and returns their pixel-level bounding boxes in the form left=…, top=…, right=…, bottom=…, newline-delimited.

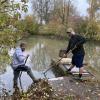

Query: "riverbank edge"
left=22, top=34, right=100, bottom=43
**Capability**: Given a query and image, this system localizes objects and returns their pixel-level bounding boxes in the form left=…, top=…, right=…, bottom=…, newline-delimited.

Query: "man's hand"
left=63, top=54, right=67, bottom=58
left=26, top=54, right=30, bottom=58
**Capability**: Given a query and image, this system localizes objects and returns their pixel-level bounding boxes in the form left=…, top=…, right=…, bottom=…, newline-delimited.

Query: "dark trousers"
left=72, top=54, right=84, bottom=68
left=13, top=65, right=36, bottom=86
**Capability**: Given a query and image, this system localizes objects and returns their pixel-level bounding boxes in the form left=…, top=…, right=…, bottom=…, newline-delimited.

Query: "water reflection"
left=85, top=42, right=100, bottom=71
left=30, top=43, right=51, bottom=71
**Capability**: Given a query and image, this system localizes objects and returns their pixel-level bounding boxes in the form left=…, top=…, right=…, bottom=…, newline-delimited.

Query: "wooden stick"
left=43, top=58, right=63, bottom=75
left=19, top=56, right=29, bottom=92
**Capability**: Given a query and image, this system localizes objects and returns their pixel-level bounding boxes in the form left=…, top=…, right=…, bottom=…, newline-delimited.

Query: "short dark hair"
left=20, top=42, right=26, bottom=47
left=66, top=32, right=71, bottom=34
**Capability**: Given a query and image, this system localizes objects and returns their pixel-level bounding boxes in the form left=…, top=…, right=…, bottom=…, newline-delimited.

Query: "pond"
left=0, top=36, right=100, bottom=95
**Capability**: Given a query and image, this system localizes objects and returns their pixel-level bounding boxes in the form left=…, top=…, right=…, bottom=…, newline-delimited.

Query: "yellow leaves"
left=0, top=29, right=19, bottom=46
left=25, top=79, right=55, bottom=99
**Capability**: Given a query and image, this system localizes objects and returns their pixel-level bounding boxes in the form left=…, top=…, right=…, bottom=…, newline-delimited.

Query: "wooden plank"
left=63, top=64, right=92, bottom=77
left=59, top=58, right=71, bottom=64
left=48, top=77, right=64, bottom=81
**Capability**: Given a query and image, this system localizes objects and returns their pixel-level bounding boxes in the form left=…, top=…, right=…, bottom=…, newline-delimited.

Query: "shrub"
left=39, top=20, right=66, bottom=37
left=15, top=16, right=39, bottom=35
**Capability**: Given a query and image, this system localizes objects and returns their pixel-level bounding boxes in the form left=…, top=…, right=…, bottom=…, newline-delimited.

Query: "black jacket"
left=66, top=34, right=86, bottom=55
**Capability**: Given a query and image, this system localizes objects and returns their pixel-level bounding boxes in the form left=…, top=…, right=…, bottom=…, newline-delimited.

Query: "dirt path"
left=49, top=76, right=100, bottom=100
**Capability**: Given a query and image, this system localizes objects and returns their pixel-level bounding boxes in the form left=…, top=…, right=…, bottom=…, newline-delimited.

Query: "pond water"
left=0, top=36, right=100, bottom=95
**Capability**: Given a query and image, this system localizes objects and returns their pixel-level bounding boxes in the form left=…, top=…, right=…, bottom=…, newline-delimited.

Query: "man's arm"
left=66, top=38, right=76, bottom=54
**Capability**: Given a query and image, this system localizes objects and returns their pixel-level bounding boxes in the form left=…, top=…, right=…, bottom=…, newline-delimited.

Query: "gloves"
left=63, top=54, right=67, bottom=58
left=26, top=54, right=30, bottom=58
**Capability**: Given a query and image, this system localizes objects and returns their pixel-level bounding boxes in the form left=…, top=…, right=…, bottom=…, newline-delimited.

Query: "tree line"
left=0, top=0, right=100, bottom=47
left=31, top=0, right=100, bottom=40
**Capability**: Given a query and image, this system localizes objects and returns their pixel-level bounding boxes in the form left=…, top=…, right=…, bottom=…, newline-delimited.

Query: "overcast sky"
left=23, top=0, right=89, bottom=17
left=75, top=0, right=89, bottom=16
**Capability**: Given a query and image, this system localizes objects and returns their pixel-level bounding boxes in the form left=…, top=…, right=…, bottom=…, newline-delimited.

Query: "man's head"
left=66, top=28, right=75, bottom=37
left=20, top=42, right=26, bottom=52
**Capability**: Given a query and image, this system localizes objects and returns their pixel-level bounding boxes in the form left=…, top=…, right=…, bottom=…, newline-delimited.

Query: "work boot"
left=74, top=77, right=84, bottom=82
left=66, top=69, right=72, bottom=74
left=34, top=78, right=41, bottom=84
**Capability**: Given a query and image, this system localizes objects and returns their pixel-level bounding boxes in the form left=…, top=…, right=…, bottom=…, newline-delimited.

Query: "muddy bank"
left=49, top=76, right=100, bottom=100
left=0, top=76, right=100, bottom=100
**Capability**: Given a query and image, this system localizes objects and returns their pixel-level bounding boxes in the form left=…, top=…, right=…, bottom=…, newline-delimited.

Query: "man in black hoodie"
left=65, top=28, right=86, bottom=80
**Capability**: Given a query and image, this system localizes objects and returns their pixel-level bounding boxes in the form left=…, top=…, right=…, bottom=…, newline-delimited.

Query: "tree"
left=0, top=0, right=28, bottom=18
left=0, top=0, right=29, bottom=45
left=32, top=0, right=52, bottom=24
left=50, top=0, right=77, bottom=27
left=14, top=15, right=39, bottom=35
left=87, top=0, right=100, bottom=21
left=86, top=0, right=100, bottom=39
left=0, top=0, right=29, bottom=67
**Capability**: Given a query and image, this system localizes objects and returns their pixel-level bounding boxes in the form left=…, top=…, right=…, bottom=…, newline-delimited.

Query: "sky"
left=23, top=0, right=89, bottom=17
left=75, top=0, right=89, bottom=16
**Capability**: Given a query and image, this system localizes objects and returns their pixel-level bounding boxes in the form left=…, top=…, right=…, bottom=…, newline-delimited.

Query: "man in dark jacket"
left=65, top=28, right=86, bottom=80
